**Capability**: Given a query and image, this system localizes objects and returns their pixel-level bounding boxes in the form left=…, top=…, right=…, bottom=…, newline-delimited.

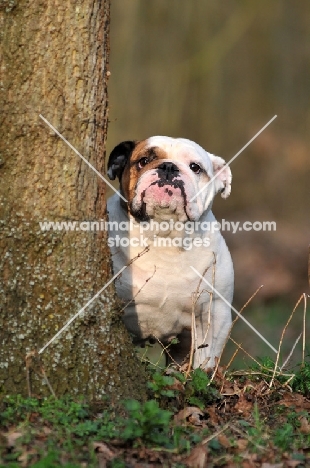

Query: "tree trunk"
left=0, top=0, right=146, bottom=400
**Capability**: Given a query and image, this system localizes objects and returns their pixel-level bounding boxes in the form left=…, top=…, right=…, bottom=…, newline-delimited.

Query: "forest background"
left=107, top=0, right=310, bottom=366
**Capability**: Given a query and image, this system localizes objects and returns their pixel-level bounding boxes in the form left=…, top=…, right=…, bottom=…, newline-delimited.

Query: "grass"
left=1, top=358, right=310, bottom=467
left=1, top=299, right=309, bottom=466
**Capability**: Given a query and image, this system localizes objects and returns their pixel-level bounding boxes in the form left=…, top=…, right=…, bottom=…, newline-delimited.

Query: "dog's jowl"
left=107, top=136, right=234, bottom=369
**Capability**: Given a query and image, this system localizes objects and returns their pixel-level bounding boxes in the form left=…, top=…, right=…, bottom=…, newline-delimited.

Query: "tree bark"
left=0, top=0, right=146, bottom=400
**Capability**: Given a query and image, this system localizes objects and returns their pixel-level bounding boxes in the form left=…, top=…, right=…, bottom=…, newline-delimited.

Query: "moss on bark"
left=0, top=0, right=147, bottom=401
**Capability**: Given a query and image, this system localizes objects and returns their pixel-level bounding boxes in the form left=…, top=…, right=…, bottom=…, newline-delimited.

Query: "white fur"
left=107, top=137, right=234, bottom=369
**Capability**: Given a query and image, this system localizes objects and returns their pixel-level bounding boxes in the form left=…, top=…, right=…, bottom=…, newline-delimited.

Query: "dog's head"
left=107, top=136, right=232, bottom=222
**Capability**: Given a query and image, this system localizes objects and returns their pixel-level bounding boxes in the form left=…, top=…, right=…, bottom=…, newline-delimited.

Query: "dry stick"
left=186, top=263, right=214, bottom=378
left=230, top=424, right=267, bottom=452
left=302, top=293, right=307, bottom=367
left=153, top=336, right=181, bottom=369
left=25, top=352, right=33, bottom=397
left=280, top=333, right=302, bottom=371
left=25, top=351, right=57, bottom=398
left=230, top=369, right=294, bottom=382
left=308, top=244, right=310, bottom=288
left=187, top=270, right=207, bottom=377
left=198, top=262, right=217, bottom=370
left=39, top=366, right=57, bottom=398
left=224, top=284, right=265, bottom=355
left=237, top=285, right=265, bottom=317
left=220, top=346, right=240, bottom=394
left=201, top=253, right=217, bottom=346
left=118, top=264, right=156, bottom=315
left=210, top=285, right=264, bottom=384
left=282, top=372, right=296, bottom=390
left=228, top=344, right=296, bottom=389
left=225, top=347, right=240, bottom=371
left=201, top=422, right=230, bottom=446
left=195, top=257, right=217, bottom=373
left=229, top=337, right=262, bottom=368
left=187, top=297, right=198, bottom=378
left=269, top=294, right=304, bottom=389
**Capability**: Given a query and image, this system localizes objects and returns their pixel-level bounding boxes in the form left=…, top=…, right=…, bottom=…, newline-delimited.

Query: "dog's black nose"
left=157, top=162, right=179, bottom=181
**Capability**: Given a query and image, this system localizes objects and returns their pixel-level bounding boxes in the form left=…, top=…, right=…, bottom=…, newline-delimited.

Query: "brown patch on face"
left=120, top=140, right=169, bottom=203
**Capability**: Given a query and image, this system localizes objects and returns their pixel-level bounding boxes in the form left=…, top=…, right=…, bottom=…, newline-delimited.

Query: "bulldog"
left=107, top=136, right=234, bottom=369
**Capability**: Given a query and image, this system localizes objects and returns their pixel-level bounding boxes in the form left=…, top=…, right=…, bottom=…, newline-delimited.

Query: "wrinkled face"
left=108, top=136, right=232, bottom=222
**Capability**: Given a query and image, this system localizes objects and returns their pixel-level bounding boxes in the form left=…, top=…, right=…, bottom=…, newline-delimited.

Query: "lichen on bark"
left=0, top=0, right=147, bottom=401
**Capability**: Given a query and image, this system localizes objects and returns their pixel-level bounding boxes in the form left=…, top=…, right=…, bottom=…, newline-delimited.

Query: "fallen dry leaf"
left=241, top=452, right=258, bottom=468
left=299, top=416, right=310, bottom=434
left=286, top=461, right=303, bottom=468
left=93, top=441, right=115, bottom=468
left=261, top=463, right=283, bottom=468
left=217, top=433, right=231, bottom=448
left=278, top=393, right=310, bottom=410
left=205, top=405, right=220, bottom=425
left=184, top=444, right=208, bottom=468
left=18, top=448, right=38, bottom=468
left=5, top=431, right=23, bottom=447
left=93, top=441, right=115, bottom=456
left=236, top=438, right=248, bottom=451
left=174, top=407, right=204, bottom=426
left=168, top=377, right=185, bottom=392
left=221, top=381, right=241, bottom=396
left=234, top=394, right=253, bottom=415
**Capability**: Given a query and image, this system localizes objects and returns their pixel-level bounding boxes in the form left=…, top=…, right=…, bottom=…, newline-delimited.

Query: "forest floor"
left=1, top=354, right=310, bottom=468
left=2, top=296, right=310, bottom=467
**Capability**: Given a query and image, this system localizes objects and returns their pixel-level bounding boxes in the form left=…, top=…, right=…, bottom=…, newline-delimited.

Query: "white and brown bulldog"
left=107, top=136, right=234, bottom=369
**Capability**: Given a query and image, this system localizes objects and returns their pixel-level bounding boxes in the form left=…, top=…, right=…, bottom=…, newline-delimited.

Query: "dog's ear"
left=107, top=141, right=137, bottom=181
left=209, top=154, right=232, bottom=199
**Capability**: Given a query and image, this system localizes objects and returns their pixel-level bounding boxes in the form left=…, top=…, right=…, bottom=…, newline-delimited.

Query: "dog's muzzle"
left=130, top=162, right=189, bottom=222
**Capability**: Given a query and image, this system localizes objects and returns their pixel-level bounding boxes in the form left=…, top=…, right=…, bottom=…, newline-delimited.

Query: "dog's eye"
left=137, top=157, right=149, bottom=169
left=189, top=162, right=202, bottom=174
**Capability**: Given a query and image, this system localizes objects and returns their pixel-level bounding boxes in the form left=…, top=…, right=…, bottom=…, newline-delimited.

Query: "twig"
left=280, top=333, right=302, bottom=370
left=202, top=253, right=216, bottom=346
left=201, top=422, right=230, bottom=445
left=215, top=285, right=264, bottom=382
left=269, top=294, right=304, bottom=389
left=127, top=246, right=150, bottom=266
left=220, top=283, right=265, bottom=360
left=282, top=373, right=296, bottom=389
left=25, top=352, right=34, bottom=397
left=225, top=348, right=240, bottom=371
left=187, top=295, right=198, bottom=378
left=302, top=293, right=307, bottom=367
left=230, top=424, right=267, bottom=452
left=238, top=285, right=265, bottom=317
left=153, top=336, right=181, bottom=369
left=308, top=244, right=310, bottom=288
left=25, top=351, right=57, bottom=398
left=40, top=366, right=57, bottom=397
left=119, top=265, right=156, bottom=314
left=230, top=369, right=294, bottom=380
left=229, top=338, right=261, bottom=368
left=187, top=261, right=214, bottom=378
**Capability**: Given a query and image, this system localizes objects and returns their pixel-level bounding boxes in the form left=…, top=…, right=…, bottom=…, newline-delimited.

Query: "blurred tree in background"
left=107, top=0, right=309, bottom=306
left=107, top=0, right=309, bottom=362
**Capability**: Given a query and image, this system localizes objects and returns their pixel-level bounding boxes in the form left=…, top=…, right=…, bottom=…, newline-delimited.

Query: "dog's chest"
left=115, top=246, right=214, bottom=308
